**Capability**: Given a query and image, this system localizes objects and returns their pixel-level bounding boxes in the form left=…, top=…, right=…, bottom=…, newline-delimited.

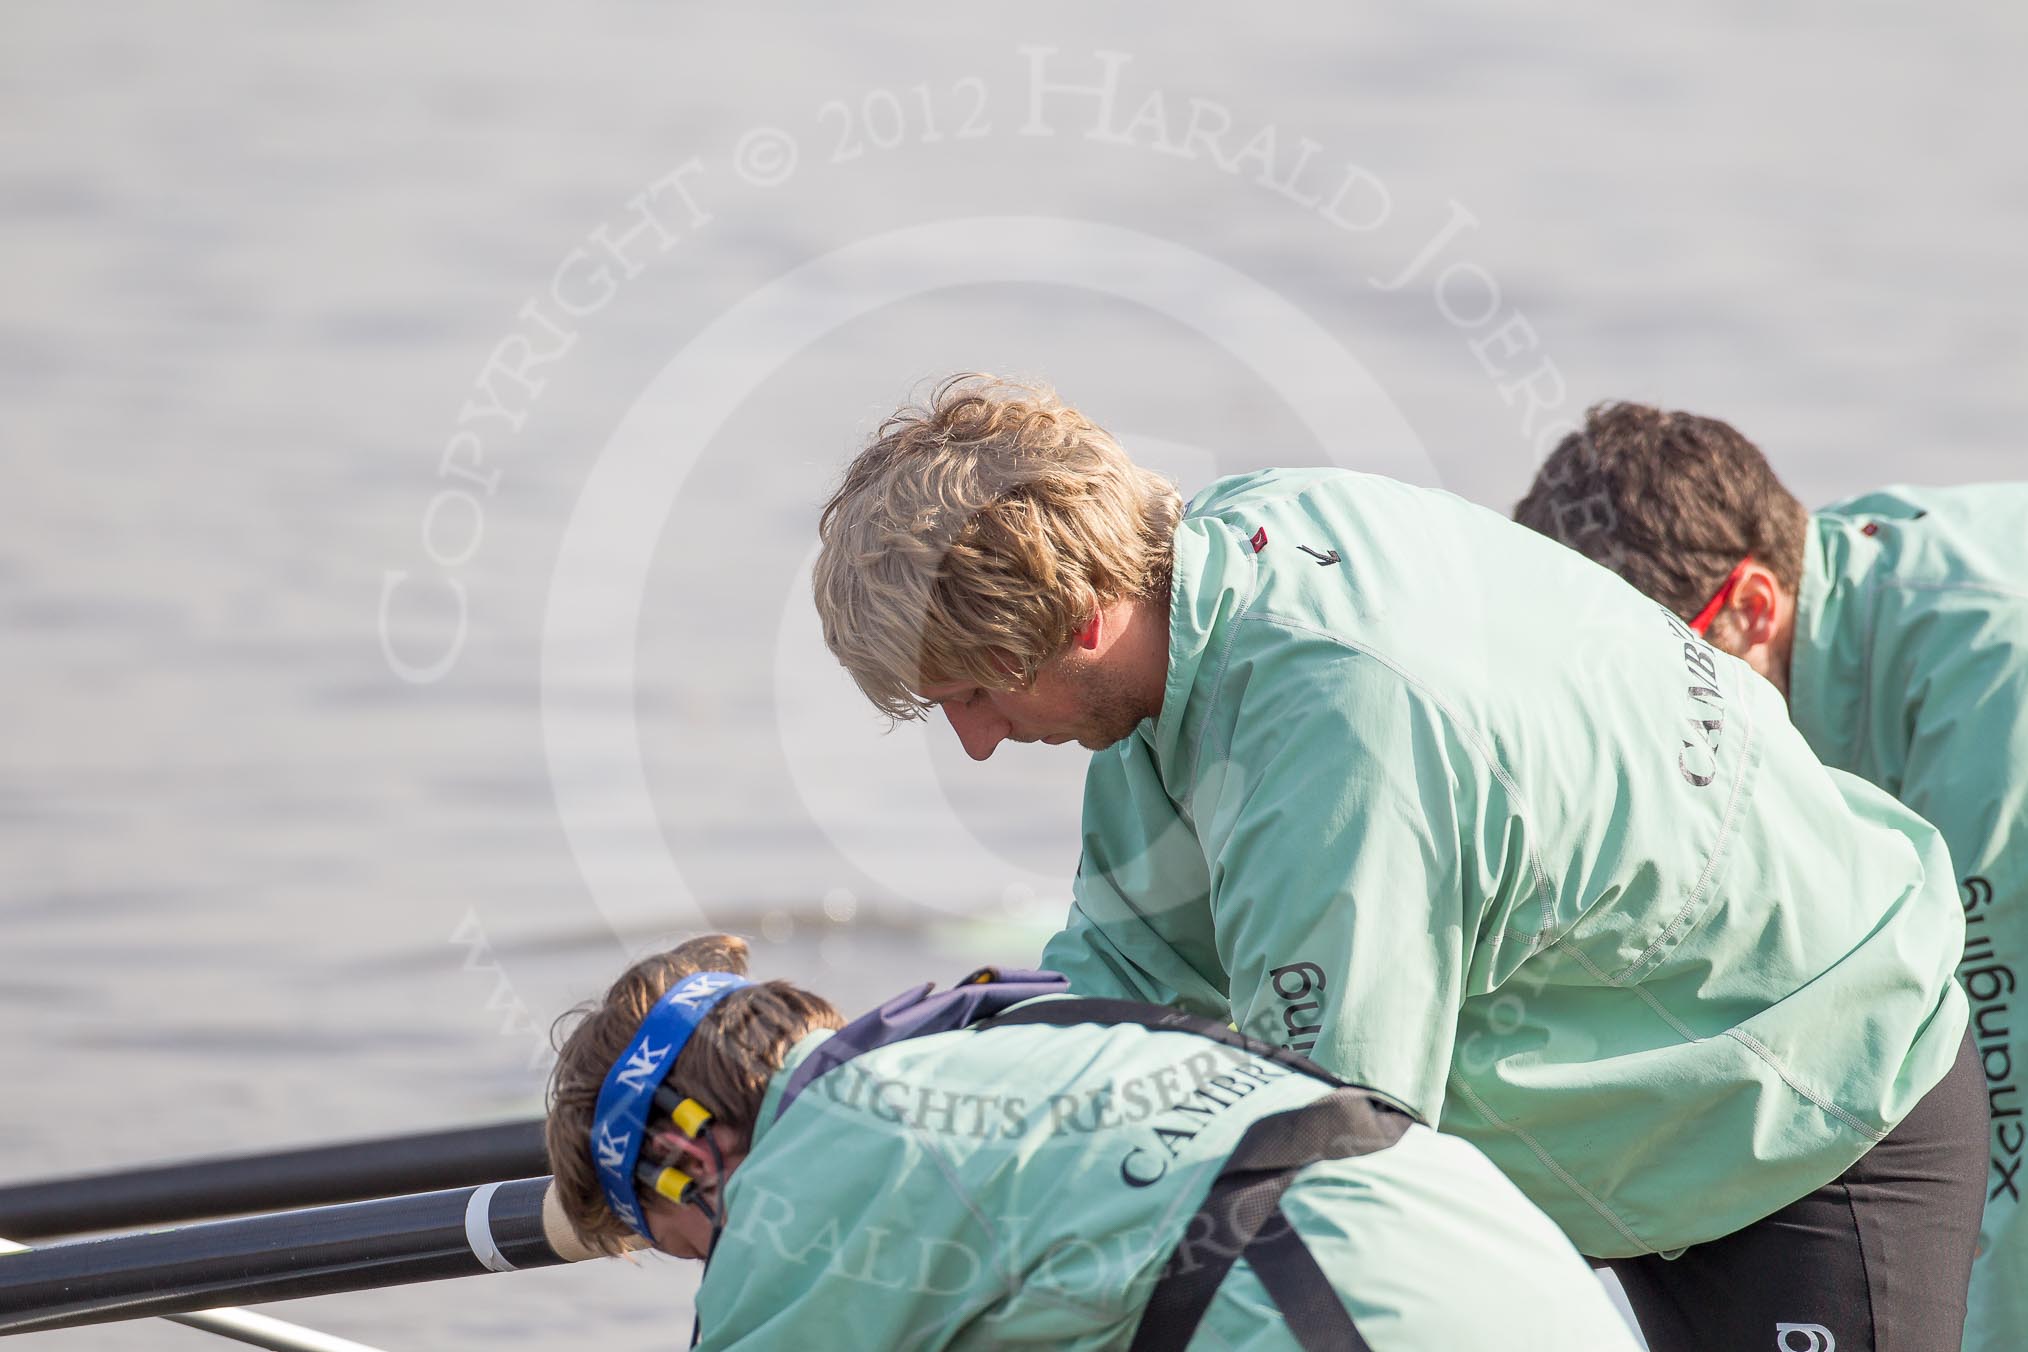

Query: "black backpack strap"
left=1128, top=1089, right=1404, bottom=1352
left=1247, top=1218, right=1371, bottom=1352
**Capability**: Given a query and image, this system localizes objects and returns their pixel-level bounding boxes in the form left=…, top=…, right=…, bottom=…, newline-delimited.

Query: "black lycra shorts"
left=1597, top=1030, right=1987, bottom=1352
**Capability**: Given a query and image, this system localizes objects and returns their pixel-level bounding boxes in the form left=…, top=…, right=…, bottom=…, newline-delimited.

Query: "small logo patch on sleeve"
left=1250, top=526, right=1268, bottom=552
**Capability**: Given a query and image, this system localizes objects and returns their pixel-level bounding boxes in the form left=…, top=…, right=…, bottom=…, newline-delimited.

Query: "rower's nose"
left=943, top=702, right=1008, bottom=761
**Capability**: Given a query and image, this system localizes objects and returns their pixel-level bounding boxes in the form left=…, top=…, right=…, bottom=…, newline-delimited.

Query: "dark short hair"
left=1514, top=401, right=1808, bottom=618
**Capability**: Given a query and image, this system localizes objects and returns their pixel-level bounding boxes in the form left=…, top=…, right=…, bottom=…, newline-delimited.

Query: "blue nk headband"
left=590, top=970, right=752, bottom=1239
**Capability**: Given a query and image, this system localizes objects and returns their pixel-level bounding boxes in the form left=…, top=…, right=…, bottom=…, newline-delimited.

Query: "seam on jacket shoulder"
left=1723, top=1027, right=1888, bottom=1142
left=1553, top=925, right=1888, bottom=1144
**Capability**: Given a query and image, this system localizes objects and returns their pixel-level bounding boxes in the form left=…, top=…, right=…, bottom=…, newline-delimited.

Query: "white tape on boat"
left=463, top=1182, right=515, bottom=1273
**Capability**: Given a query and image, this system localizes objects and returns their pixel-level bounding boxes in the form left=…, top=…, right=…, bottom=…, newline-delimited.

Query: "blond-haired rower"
left=812, top=375, right=1986, bottom=1352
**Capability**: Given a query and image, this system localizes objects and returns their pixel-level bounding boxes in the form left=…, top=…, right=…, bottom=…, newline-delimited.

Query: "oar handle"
left=0, top=1177, right=610, bottom=1336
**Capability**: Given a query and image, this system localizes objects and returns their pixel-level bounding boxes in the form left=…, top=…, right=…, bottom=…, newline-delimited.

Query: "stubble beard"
left=1070, top=658, right=1154, bottom=751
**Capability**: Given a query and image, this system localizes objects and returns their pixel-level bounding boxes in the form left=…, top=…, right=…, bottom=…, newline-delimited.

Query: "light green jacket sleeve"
left=1043, top=736, right=1231, bottom=1020
left=1193, top=625, right=1487, bottom=1124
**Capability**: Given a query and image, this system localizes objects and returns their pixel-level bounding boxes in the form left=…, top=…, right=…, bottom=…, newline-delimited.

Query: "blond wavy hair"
left=544, top=934, right=844, bottom=1256
left=814, top=374, right=1182, bottom=719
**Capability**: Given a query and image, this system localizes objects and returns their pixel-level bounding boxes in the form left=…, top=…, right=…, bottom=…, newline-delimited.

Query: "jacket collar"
left=1138, top=509, right=1258, bottom=796
left=1787, top=513, right=1866, bottom=765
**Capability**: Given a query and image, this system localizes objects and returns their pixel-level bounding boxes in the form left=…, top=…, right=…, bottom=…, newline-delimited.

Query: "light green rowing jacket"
left=694, top=1002, right=1639, bottom=1350
left=1790, top=485, right=2028, bottom=1352
left=1040, top=469, right=1969, bottom=1260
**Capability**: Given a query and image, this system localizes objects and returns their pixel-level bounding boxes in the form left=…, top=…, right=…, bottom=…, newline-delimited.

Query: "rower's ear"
left=1072, top=609, right=1103, bottom=651
left=1730, top=564, right=1785, bottom=650
left=1069, top=588, right=1112, bottom=652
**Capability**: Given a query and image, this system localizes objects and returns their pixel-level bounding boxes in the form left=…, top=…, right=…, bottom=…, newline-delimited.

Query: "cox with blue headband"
left=589, top=969, right=752, bottom=1241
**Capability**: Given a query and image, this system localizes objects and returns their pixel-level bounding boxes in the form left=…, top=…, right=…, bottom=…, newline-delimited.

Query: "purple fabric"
left=770, top=968, right=1069, bottom=1122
